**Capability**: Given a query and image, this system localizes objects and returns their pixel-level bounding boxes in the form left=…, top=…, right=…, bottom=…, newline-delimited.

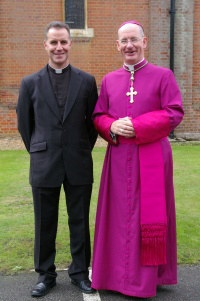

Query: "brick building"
left=0, top=0, right=199, bottom=139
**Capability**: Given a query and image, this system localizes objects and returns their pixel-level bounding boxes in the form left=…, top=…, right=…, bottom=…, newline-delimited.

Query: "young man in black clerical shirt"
left=17, top=21, right=98, bottom=297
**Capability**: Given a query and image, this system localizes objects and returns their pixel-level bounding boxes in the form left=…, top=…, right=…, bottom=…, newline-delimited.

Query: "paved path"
left=0, top=265, right=199, bottom=301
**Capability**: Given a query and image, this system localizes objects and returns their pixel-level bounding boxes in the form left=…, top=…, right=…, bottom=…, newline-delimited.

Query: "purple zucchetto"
left=119, top=20, right=144, bottom=31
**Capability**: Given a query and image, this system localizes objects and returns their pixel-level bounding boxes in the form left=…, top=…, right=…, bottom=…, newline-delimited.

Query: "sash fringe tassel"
left=141, top=224, right=167, bottom=266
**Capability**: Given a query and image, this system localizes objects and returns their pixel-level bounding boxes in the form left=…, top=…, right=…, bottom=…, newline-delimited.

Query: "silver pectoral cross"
left=126, top=86, right=137, bottom=103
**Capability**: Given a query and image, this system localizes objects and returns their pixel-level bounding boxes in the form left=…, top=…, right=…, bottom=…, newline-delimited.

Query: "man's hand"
left=110, top=117, right=135, bottom=138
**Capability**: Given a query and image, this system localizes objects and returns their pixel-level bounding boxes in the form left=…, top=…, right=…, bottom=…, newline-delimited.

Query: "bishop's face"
left=117, top=24, right=147, bottom=65
left=44, top=28, right=72, bottom=69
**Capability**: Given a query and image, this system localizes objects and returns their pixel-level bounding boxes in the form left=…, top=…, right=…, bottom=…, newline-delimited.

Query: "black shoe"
left=31, top=281, right=56, bottom=297
left=71, top=279, right=96, bottom=294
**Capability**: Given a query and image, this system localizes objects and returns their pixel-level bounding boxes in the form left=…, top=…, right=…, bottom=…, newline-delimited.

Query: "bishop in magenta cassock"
left=91, top=21, right=184, bottom=298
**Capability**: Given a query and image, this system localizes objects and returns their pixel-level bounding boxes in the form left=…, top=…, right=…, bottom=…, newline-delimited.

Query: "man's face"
left=44, top=28, right=72, bottom=69
left=117, top=24, right=147, bottom=65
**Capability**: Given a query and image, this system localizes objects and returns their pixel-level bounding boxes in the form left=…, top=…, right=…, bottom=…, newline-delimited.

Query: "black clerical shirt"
left=48, top=64, right=71, bottom=119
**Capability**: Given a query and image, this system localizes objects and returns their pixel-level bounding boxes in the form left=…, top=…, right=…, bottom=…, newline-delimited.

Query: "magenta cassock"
left=91, top=60, right=184, bottom=298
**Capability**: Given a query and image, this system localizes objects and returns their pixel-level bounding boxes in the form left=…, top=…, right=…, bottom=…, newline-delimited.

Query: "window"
left=65, top=0, right=85, bottom=29
left=63, top=0, right=94, bottom=38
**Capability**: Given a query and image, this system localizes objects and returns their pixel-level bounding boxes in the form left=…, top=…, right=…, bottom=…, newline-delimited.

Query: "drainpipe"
left=169, top=0, right=176, bottom=139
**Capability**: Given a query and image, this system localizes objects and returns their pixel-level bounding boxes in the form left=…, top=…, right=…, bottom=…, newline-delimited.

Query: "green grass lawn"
left=0, top=145, right=199, bottom=274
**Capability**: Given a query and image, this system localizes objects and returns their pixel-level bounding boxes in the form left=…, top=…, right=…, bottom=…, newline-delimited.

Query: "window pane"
left=65, top=0, right=85, bottom=29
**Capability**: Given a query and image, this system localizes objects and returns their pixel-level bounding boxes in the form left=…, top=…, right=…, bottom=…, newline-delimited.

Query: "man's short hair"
left=45, top=21, right=71, bottom=40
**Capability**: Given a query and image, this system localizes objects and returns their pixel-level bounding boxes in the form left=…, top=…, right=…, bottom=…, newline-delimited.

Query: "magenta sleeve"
left=94, top=115, right=117, bottom=145
left=92, top=76, right=118, bottom=145
left=132, top=110, right=170, bottom=144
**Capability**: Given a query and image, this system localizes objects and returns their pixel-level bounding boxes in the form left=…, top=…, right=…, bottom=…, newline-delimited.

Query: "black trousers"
left=32, top=177, right=92, bottom=284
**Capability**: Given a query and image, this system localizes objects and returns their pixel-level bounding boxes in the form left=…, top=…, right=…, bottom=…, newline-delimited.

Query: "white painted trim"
left=70, top=28, right=94, bottom=38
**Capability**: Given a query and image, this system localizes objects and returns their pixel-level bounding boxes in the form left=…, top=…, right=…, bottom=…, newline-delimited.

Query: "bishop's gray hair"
left=118, top=24, right=144, bottom=39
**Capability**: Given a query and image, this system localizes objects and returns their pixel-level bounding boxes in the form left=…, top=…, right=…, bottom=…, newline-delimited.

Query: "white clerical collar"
left=124, top=58, right=145, bottom=71
left=48, top=63, right=69, bottom=74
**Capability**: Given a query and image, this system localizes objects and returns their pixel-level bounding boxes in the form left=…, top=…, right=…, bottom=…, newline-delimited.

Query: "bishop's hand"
left=110, top=117, right=135, bottom=138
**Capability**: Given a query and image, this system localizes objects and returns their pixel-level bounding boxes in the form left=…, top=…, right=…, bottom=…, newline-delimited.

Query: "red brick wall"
left=172, top=0, right=200, bottom=139
left=0, top=0, right=62, bottom=136
left=190, top=0, right=200, bottom=137
left=0, top=0, right=199, bottom=139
